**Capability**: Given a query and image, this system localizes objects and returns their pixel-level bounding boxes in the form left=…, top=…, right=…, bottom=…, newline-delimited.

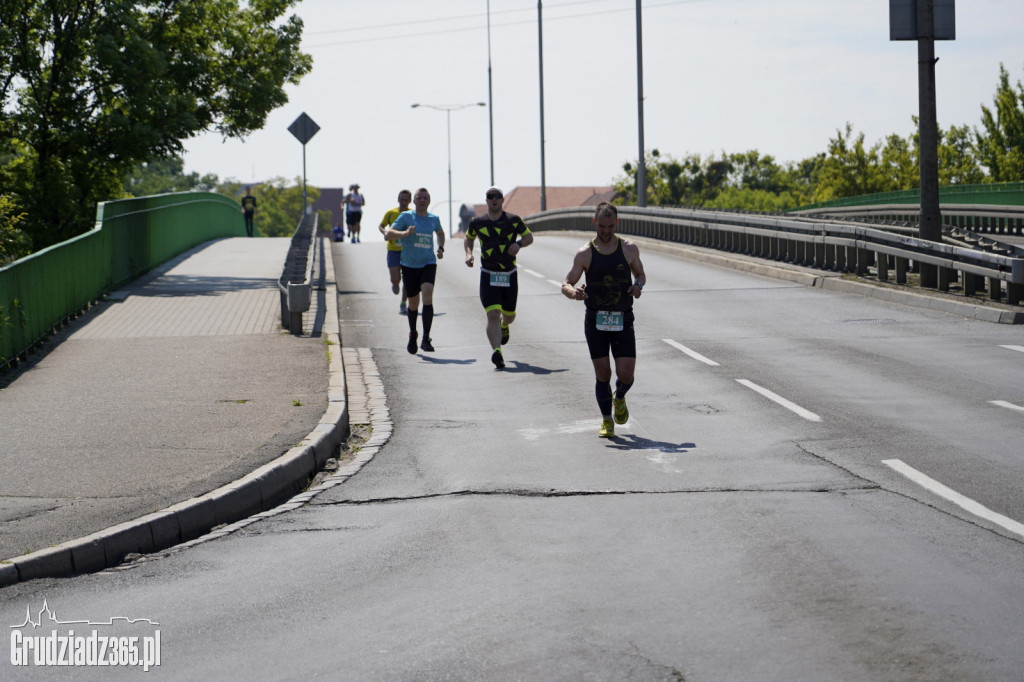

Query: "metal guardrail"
left=278, top=213, right=318, bottom=334
left=526, top=206, right=1024, bottom=306
left=791, top=203, right=1024, bottom=251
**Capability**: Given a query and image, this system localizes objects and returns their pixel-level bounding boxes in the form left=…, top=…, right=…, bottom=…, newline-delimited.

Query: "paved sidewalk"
left=0, top=237, right=346, bottom=585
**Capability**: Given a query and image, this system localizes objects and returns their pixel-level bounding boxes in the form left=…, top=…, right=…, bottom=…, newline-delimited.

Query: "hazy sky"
left=182, top=0, right=1024, bottom=228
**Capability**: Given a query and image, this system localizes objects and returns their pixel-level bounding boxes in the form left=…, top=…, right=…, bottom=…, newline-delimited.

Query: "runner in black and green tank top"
left=584, top=237, right=633, bottom=313
left=561, top=203, right=647, bottom=438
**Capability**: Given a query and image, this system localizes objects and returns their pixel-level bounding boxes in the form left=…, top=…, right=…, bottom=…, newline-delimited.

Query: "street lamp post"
left=487, top=0, right=495, bottom=186
left=411, top=102, right=486, bottom=236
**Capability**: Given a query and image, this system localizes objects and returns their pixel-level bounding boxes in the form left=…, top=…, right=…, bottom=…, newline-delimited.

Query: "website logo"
left=9, top=600, right=161, bottom=672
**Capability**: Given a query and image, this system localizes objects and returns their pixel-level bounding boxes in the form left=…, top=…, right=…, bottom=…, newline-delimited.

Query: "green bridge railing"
left=0, top=191, right=244, bottom=367
left=793, top=181, right=1024, bottom=212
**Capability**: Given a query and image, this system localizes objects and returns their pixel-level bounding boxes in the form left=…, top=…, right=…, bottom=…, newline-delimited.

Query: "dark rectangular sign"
left=890, top=0, right=955, bottom=40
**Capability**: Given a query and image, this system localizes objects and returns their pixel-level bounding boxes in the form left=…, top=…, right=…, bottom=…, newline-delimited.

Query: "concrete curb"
left=0, top=240, right=347, bottom=588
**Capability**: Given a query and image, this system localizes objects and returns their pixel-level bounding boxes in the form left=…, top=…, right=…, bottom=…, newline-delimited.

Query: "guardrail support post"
left=1009, top=282, right=1022, bottom=305
left=856, top=247, right=870, bottom=275
left=877, top=253, right=889, bottom=281
left=895, top=257, right=908, bottom=284
left=988, top=277, right=1002, bottom=301
left=824, top=243, right=835, bottom=270
left=938, top=267, right=951, bottom=292
left=964, top=272, right=977, bottom=296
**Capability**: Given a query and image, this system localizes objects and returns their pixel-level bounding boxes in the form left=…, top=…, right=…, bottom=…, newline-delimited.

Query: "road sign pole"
left=288, top=113, right=321, bottom=219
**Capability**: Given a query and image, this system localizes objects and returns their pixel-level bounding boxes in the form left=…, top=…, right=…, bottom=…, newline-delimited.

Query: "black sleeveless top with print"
left=584, top=238, right=632, bottom=313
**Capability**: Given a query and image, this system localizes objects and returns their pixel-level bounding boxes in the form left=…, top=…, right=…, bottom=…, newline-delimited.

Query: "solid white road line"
left=547, top=279, right=564, bottom=288
left=662, top=339, right=720, bottom=366
left=989, top=400, right=1024, bottom=413
left=736, top=379, right=822, bottom=422
left=523, top=268, right=545, bottom=278
left=999, top=345, right=1024, bottom=353
left=882, top=458, right=1024, bottom=540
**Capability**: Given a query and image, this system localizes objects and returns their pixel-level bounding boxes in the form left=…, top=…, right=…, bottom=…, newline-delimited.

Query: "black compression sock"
left=422, top=304, right=434, bottom=338
left=615, top=379, right=633, bottom=400
left=596, top=380, right=613, bottom=417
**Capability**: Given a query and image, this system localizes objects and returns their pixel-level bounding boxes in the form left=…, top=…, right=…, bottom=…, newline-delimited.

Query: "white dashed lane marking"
left=662, top=339, right=720, bottom=366
left=989, top=400, right=1024, bottom=414
left=883, top=459, right=1024, bottom=540
left=736, top=379, right=822, bottom=422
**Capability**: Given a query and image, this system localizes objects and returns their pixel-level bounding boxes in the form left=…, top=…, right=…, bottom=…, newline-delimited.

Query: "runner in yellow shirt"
left=379, top=189, right=412, bottom=313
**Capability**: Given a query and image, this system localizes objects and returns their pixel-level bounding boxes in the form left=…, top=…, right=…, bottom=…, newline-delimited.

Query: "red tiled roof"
left=441, top=186, right=622, bottom=235
left=502, top=186, right=618, bottom=217
left=467, top=186, right=619, bottom=222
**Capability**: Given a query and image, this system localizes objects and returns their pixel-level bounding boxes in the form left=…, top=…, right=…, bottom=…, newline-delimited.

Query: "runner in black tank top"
left=584, top=237, right=633, bottom=313
left=561, top=203, right=647, bottom=438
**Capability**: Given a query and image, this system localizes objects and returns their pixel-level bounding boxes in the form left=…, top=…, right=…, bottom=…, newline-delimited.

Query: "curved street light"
left=411, top=102, right=486, bottom=236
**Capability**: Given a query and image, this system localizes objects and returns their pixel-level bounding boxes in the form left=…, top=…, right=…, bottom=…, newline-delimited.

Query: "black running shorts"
left=478, top=270, right=519, bottom=314
left=401, top=263, right=437, bottom=298
left=584, top=308, right=636, bottom=360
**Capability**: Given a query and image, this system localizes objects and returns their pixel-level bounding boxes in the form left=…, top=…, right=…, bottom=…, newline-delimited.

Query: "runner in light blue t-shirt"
left=392, top=210, right=444, bottom=268
left=385, top=188, right=446, bottom=354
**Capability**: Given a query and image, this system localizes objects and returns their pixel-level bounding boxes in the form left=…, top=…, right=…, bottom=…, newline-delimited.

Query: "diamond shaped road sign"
left=288, top=113, right=320, bottom=145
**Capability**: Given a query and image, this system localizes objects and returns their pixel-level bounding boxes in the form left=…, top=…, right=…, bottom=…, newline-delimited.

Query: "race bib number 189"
left=489, top=272, right=511, bottom=288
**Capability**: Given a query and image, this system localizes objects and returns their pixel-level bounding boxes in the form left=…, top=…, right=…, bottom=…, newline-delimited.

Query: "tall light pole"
left=537, top=1, right=547, bottom=211
left=411, top=102, right=487, bottom=236
left=635, top=0, right=647, bottom=207
left=487, top=0, right=495, bottom=186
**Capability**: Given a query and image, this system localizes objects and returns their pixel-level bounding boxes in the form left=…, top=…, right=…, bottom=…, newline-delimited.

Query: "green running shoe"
left=500, top=324, right=510, bottom=345
left=598, top=418, right=615, bottom=438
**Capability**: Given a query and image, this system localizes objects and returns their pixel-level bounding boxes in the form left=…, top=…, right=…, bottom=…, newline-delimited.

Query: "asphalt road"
left=2, top=232, right=1022, bottom=681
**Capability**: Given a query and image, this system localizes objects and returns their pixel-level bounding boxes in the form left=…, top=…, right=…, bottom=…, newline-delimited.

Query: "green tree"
left=726, top=150, right=791, bottom=194
left=939, top=123, right=986, bottom=185
left=0, top=193, right=31, bottom=265
left=974, top=63, right=1024, bottom=182
left=0, top=0, right=312, bottom=251
left=219, top=178, right=320, bottom=238
left=124, top=155, right=220, bottom=197
left=705, top=187, right=803, bottom=212
left=616, top=150, right=739, bottom=206
left=877, top=132, right=918, bottom=191
left=786, top=153, right=826, bottom=200
left=813, top=123, right=888, bottom=202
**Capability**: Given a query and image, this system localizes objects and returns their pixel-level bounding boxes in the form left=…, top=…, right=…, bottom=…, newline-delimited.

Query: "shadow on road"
left=605, top=434, right=696, bottom=453
left=504, top=361, right=568, bottom=375
left=419, top=355, right=476, bottom=365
